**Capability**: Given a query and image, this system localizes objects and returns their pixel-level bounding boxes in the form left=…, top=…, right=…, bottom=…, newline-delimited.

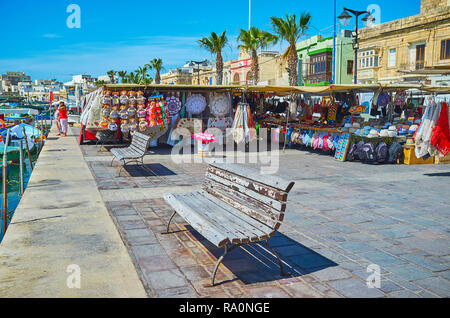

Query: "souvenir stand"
left=242, top=84, right=450, bottom=165
left=79, top=84, right=238, bottom=147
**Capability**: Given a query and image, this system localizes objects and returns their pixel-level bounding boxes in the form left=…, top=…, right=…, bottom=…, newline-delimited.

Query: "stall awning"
left=102, top=83, right=450, bottom=95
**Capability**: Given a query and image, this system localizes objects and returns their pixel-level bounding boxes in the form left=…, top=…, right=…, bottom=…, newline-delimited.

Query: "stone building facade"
left=357, top=0, right=450, bottom=85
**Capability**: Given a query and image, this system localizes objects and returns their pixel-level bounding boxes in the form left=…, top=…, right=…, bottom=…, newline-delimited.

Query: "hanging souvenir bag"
left=136, top=91, right=146, bottom=105
left=103, top=90, right=112, bottom=105
left=119, top=90, right=128, bottom=105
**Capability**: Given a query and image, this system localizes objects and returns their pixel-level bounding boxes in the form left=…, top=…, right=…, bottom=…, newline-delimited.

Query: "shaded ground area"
left=81, top=132, right=450, bottom=298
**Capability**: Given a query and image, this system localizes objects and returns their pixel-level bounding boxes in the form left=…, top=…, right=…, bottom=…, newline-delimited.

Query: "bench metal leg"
left=110, top=156, right=116, bottom=167
left=211, top=244, right=229, bottom=287
left=165, top=211, right=177, bottom=234
left=118, top=159, right=125, bottom=177
left=261, top=239, right=289, bottom=277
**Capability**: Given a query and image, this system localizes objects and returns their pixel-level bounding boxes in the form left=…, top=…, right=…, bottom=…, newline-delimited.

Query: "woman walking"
left=54, top=106, right=60, bottom=136
left=58, top=102, right=68, bottom=137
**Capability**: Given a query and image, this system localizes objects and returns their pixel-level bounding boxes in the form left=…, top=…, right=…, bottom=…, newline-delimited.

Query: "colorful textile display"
left=232, top=102, right=256, bottom=143
left=185, top=94, right=207, bottom=115
left=209, top=93, right=231, bottom=117
left=430, top=102, right=450, bottom=157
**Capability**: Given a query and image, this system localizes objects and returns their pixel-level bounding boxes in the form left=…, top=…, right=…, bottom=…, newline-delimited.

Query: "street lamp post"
left=338, top=8, right=375, bottom=84
left=192, top=60, right=207, bottom=85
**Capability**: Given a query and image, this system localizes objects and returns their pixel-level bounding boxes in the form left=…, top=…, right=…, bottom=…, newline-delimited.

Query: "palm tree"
left=270, top=12, right=311, bottom=86
left=198, top=31, right=228, bottom=85
left=237, top=27, right=277, bottom=85
left=146, top=58, right=164, bottom=84
left=136, top=66, right=150, bottom=83
left=107, top=70, right=116, bottom=84
left=118, top=71, right=128, bottom=83
left=127, top=72, right=139, bottom=84
left=141, top=77, right=153, bottom=85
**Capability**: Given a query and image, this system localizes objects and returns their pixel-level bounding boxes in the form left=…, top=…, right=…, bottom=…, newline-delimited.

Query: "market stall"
left=78, top=83, right=450, bottom=165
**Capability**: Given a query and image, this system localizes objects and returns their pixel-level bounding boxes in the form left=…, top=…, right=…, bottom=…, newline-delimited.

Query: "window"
left=440, top=39, right=450, bottom=60
left=388, top=48, right=396, bottom=67
left=347, top=60, right=354, bottom=75
left=416, top=44, right=425, bottom=69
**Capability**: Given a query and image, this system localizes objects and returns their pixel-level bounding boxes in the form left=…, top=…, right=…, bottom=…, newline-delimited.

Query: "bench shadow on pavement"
left=124, top=163, right=177, bottom=177
left=186, top=226, right=338, bottom=285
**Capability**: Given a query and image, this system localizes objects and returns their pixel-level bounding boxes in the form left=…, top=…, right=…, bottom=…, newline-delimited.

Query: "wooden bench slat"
left=210, top=162, right=295, bottom=192
left=164, top=193, right=230, bottom=247
left=203, top=180, right=283, bottom=230
left=179, top=192, right=251, bottom=244
left=207, top=166, right=288, bottom=201
left=205, top=172, right=285, bottom=211
left=198, top=191, right=276, bottom=241
left=189, top=191, right=269, bottom=243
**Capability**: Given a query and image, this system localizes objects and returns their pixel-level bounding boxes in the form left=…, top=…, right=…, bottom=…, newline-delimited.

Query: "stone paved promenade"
left=81, top=130, right=450, bottom=298
left=0, top=127, right=146, bottom=297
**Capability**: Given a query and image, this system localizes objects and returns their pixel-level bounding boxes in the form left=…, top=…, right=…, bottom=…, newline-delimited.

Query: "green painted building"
left=296, top=33, right=355, bottom=86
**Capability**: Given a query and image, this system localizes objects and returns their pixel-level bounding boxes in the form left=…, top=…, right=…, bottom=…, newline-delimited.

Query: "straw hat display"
left=185, top=94, right=207, bottom=115
left=209, top=93, right=231, bottom=117
left=367, top=129, right=379, bottom=138
left=165, top=94, right=182, bottom=116
left=379, top=129, right=389, bottom=137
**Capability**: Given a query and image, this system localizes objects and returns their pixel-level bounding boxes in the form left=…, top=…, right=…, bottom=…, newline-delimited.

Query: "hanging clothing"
left=430, top=103, right=450, bottom=157
left=415, top=102, right=441, bottom=158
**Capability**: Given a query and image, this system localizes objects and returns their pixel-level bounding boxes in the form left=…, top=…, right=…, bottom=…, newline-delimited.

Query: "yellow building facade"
left=357, top=0, right=450, bottom=85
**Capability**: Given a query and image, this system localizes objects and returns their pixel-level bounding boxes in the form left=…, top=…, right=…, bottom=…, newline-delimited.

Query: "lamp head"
left=338, top=10, right=351, bottom=26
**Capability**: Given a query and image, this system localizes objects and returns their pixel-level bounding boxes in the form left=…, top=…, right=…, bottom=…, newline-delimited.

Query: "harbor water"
left=0, top=159, right=35, bottom=241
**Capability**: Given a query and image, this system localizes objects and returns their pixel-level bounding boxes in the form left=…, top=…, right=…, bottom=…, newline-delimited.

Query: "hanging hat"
left=379, top=129, right=389, bottom=137
left=369, top=129, right=379, bottom=136
left=352, top=122, right=361, bottom=128
left=388, top=125, right=397, bottom=131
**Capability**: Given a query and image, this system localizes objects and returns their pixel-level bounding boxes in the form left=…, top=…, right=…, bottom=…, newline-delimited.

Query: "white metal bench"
left=164, top=162, right=295, bottom=286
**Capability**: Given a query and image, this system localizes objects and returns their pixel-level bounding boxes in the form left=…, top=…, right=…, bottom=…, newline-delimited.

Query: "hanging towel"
left=430, top=102, right=450, bottom=157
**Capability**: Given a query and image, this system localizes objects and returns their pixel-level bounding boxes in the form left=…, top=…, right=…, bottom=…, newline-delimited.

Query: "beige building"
left=162, top=51, right=288, bottom=86
left=229, top=50, right=288, bottom=86
left=357, top=0, right=450, bottom=85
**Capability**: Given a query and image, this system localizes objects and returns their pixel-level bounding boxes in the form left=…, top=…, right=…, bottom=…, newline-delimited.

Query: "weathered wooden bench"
left=164, top=162, right=295, bottom=286
left=110, top=132, right=151, bottom=175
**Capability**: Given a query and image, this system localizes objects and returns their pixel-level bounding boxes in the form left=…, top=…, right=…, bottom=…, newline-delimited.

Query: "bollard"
left=19, top=140, right=24, bottom=196
left=2, top=130, right=10, bottom=237
left=21, top=126, right=33, bottom=171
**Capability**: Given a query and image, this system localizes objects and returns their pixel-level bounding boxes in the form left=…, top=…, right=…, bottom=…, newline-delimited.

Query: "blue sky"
left=0, top=0, right=421, bottom=82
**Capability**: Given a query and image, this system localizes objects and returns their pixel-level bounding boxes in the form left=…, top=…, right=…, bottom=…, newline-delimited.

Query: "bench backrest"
left=129, top=132, right=151, bottom=156
left=202, top=162, right=295, bottom=230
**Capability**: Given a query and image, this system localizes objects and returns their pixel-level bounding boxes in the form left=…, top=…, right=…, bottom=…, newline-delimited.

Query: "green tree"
left=136, top=66, right=150, bottom=83
left=270, top=12, right=311, bottom=86
left=118, top=71, right=128, bottom=83
left=146, top=58, right=164, bottom=84
left=127, top=72, right=139, bottom=84
left=107, top=70, right=116, bottom=84
left=141, top=77, right=154, bottom=85
left=198, top=31, right=228, bottom=85
left=237, top=27, right=277, bottom=85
